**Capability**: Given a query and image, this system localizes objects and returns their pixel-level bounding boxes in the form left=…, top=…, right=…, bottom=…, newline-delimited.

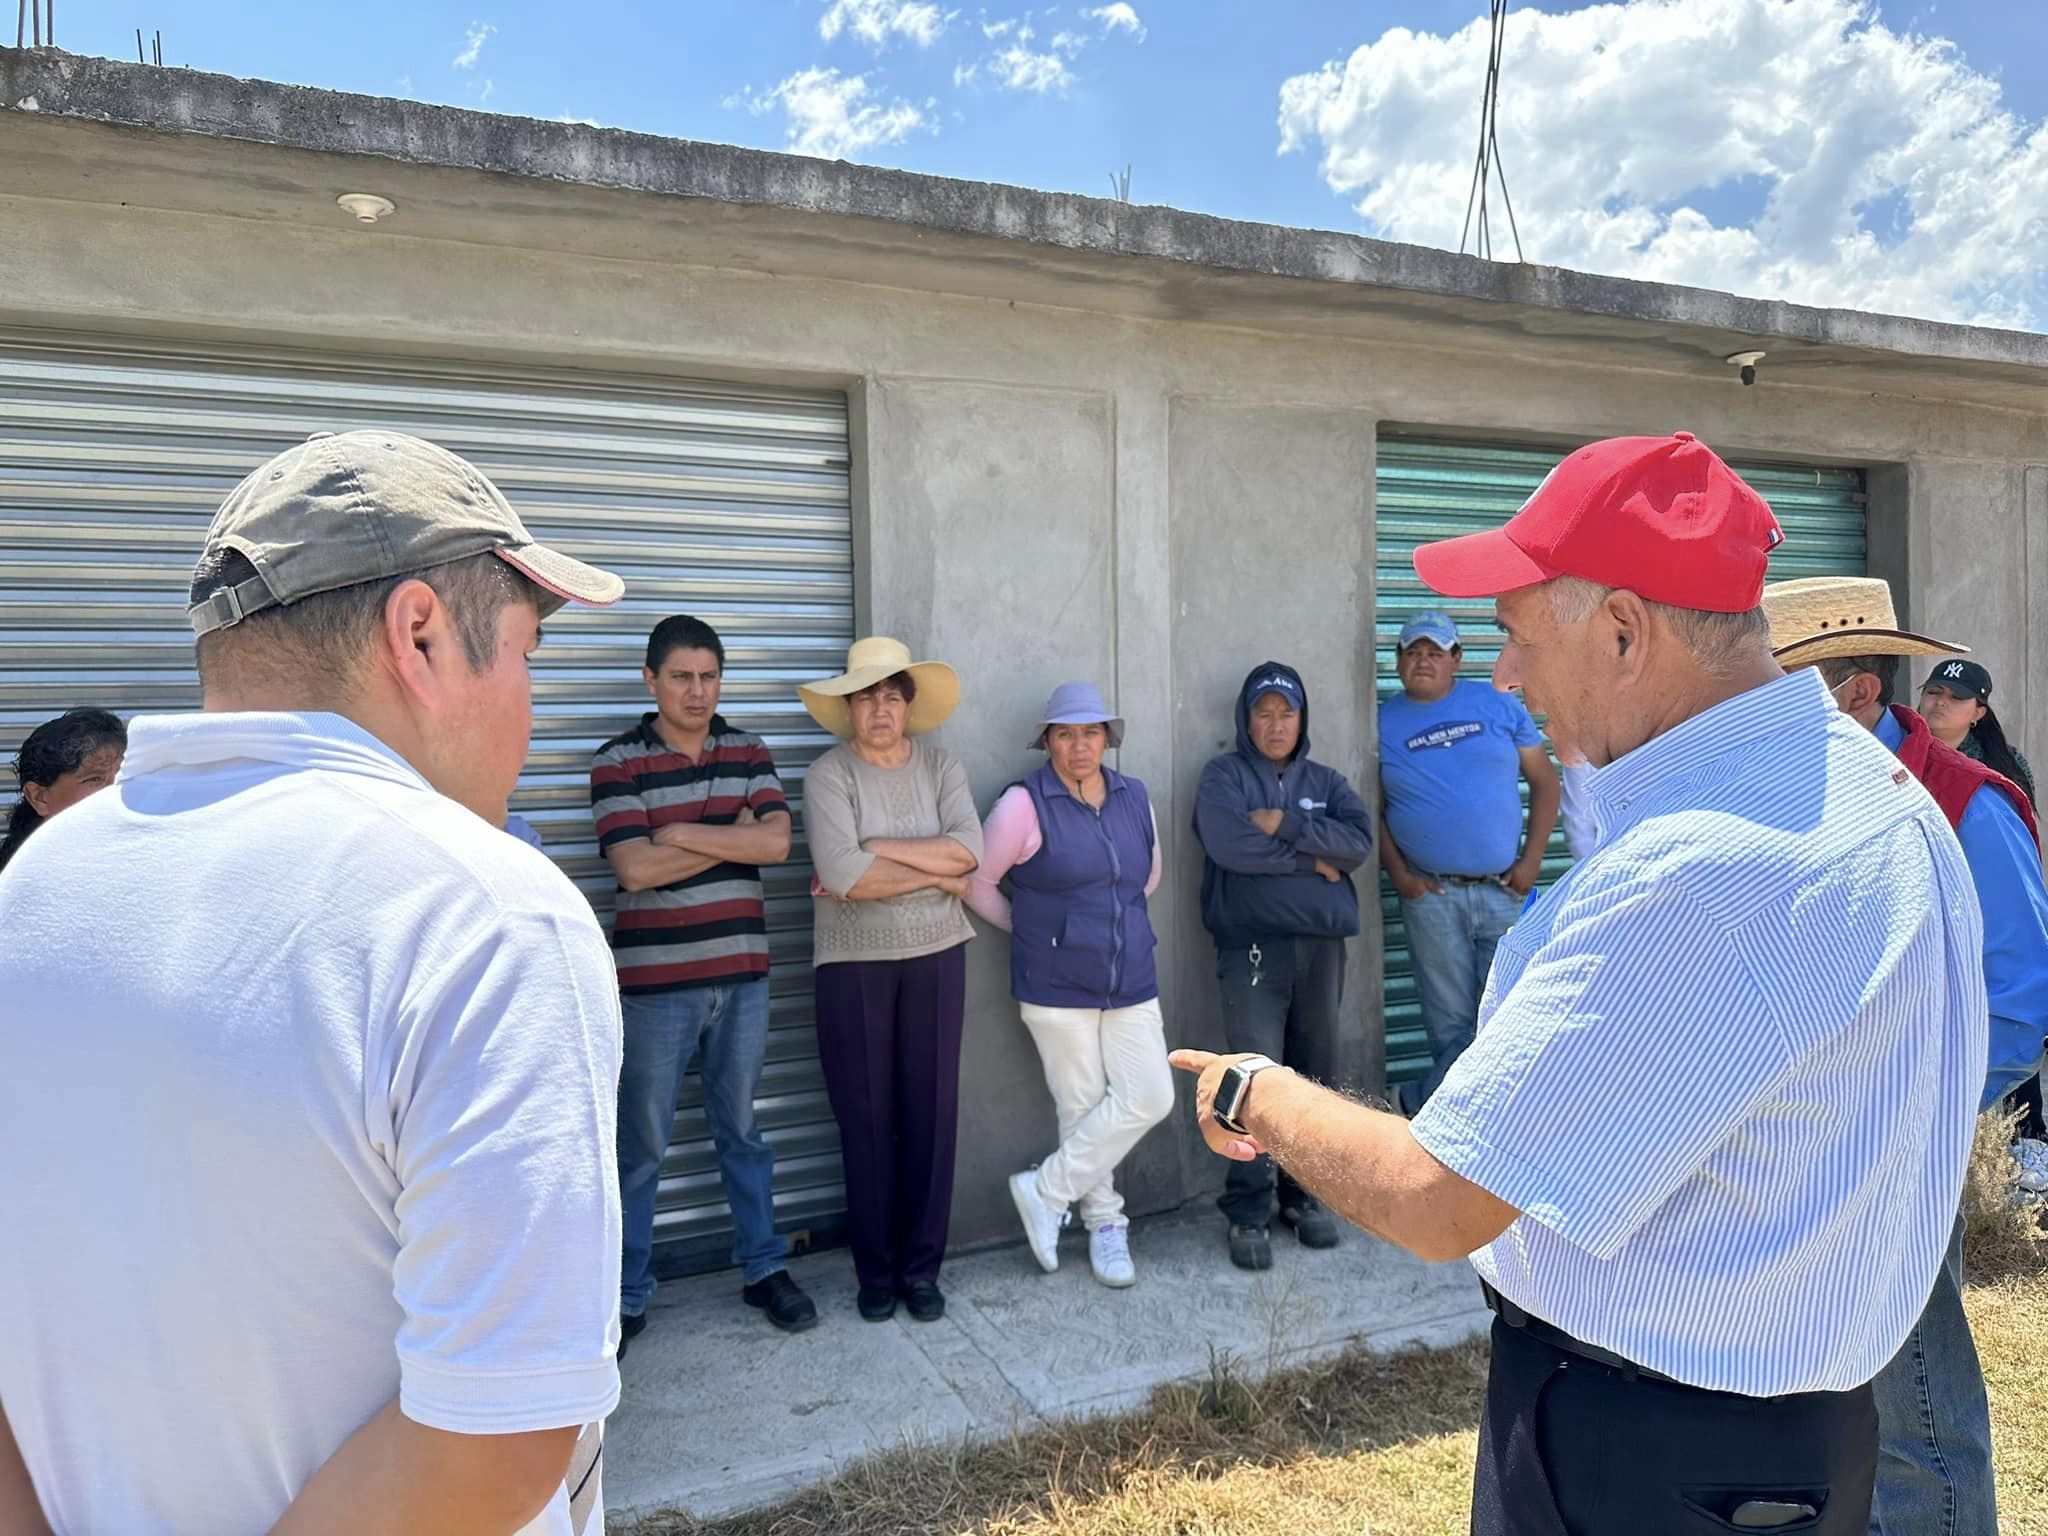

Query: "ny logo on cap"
left=1942, top=661, right=1967, bottom=679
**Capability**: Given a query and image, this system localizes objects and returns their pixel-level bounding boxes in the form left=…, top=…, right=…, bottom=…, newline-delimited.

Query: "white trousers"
left=1019, top=997, right=1176, bottom=1229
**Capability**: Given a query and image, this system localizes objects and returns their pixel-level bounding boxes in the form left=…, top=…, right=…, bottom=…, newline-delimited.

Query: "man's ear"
left=1604, top=589, right=1651, bottom=676
left=21, top=782, right=55, bottom=818
left=377, top=578, right=454, bottom=708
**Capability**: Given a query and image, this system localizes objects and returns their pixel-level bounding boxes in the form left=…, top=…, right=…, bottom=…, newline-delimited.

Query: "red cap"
left=1412, top=432, right=1783, bottom=613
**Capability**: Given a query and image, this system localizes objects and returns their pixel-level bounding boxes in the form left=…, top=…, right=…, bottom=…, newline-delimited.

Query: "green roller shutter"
left=1374, top=436, right=1868, bottom=1091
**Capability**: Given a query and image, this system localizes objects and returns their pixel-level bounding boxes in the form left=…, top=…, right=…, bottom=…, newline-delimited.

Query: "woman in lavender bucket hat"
left=965, top=682, right=1175, bottom=1287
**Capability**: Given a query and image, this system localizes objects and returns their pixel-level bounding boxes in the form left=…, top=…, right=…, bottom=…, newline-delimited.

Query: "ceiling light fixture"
left=336, top=193, right=396, bottom=225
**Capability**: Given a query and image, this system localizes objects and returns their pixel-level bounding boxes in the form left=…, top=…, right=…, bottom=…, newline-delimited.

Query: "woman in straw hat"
left=964, top=682, right=1175, bottom=1289
left=799, top=636, right=983, bottom=1323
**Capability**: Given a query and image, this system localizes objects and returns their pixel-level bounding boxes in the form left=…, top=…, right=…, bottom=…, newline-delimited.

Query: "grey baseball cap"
left=188, top=430, right=625, bottom=637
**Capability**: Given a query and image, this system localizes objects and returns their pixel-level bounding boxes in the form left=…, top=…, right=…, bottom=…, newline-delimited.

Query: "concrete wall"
left=4, top=164, right=2046, bottom=1249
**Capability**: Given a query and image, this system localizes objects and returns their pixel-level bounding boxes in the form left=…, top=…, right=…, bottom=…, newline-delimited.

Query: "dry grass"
left=1964, top=1109, right=2048, bottom=1536
left=626, top=1115, right=2048, bottom=1536
left=1962, top=1106, right=2048, bottom=1282
left=621, top=1338, right=1489, bottom=1536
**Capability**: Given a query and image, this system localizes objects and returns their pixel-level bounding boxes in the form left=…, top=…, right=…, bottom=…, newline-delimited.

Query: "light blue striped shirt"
left=1412, top=669, right=1986, bottom=1396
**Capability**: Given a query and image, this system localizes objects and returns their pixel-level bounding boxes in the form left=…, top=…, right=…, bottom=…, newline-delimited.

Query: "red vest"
left=1888, top=704, right=2039, bottom=849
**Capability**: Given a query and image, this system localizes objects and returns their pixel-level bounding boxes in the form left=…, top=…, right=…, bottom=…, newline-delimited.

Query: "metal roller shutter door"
left=0, top=330, right=854, bottom=1273
left=1374, top=435, right=1869, bottom=1092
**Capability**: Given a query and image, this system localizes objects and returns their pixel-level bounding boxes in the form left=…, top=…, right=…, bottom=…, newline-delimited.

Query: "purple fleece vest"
left=1007, top=764, right=1158, bottom=1010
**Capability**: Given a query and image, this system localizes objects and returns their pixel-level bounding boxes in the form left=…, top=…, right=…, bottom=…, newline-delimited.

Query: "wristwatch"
left=1212, top=1054, right=1280, bottom=1136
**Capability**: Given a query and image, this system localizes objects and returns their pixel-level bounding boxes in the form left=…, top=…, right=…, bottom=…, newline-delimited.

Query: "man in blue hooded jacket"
left=1195, top=661, right=1374, bottom=1269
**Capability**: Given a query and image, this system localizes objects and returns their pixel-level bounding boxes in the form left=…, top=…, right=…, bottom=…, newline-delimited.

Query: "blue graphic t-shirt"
left=1378, top=678, right=1541, bottom=878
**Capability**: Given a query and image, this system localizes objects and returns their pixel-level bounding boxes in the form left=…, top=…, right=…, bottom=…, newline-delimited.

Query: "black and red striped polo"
left=589, top=713, right=789, bottom=994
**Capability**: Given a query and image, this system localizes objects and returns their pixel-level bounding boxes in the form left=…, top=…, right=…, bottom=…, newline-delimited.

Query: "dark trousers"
left=1214, top=935, right=1346, bottom=1227
left=2012, top=1067, right=2045, bottom=1140
left=1474, top=1316, right=1878, bottom=1536
left=814, top=945, right=967, bottom=1290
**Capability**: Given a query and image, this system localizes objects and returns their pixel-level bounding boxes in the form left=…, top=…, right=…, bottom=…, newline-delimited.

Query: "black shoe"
left=743, top=1271, right=819, bottom=1333
left=857, top=1284, right=898, bottom=1322
left=901, top=1281, right=946, bottom=1321
left=1280, top=1203, right=1341, bottom=1249
left=618, top=1308, right=648, bottom=1360
left=1228, top=1223, right=1273, bottom=1271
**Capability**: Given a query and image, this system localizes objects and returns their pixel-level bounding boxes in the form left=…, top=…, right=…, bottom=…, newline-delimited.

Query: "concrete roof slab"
left=4, top=47, right=2047, bottom=413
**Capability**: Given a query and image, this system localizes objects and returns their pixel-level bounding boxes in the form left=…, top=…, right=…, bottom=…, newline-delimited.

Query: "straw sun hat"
left=1763, top=576, right=1968, bottom=668
left=799, top=636, right=961, bottom=739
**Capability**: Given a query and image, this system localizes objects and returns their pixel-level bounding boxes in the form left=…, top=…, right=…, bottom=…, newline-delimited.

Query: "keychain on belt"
left=1248, top=942, right=1263, bottom=988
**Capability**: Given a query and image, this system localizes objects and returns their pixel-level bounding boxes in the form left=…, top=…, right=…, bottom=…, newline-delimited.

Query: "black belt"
left=1481, top=1281, right=1682, bottom=1386
left=1418, top=870, right=1498, bottom=886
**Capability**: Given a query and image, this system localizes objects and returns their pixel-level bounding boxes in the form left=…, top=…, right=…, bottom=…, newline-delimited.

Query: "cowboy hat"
left=799, top=636, right=960, bottom=739
left=1763, top=576, right=1969, bottom=668
left=1030, top=681, right=1125, bottom=750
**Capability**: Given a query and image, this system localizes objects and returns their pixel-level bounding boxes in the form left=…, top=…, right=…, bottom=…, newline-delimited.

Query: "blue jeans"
left=1398, top=879, right=1520, bottom=1113
left=1870, top=1214, right=1997, bottom=1535
left=617, top=977, right=787, bottom=1313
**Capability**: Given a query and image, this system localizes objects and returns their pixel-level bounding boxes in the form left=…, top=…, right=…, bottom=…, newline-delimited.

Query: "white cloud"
left=1083, top=3, right=1143, bottom=38
left=965, top=7, right=1137, bottom=91
left=953, top=61, right=980, bottom=86
left=479, top=78, right=495, bottom=103
left=452, top=20, right=495, bottom=69
left=1276, top=0, right=2048, bottom=330
left=819, top=0, right=947, bottom=48
left=993, top=42, right=1072, bottom=93
left=750, top=67, right=930, bottom=159
left=555, top=112, right=601, bottom=127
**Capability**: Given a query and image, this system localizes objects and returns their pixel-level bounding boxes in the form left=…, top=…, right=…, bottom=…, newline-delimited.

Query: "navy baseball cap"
left=1398, top=611, right=1461, bottom=651
left=1924, top=658, right=1993, bottom=702
left=1246, top=668, right=1305, bottom=710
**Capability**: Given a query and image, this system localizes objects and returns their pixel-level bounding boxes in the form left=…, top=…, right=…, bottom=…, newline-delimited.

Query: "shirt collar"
left=636, top=711, right=729, bottom=753
left=1874, top=709, right=1906, bottom=753
left=118, top=710, right=430, bottom=794
left=1587, top=669, right=1833, bottom=842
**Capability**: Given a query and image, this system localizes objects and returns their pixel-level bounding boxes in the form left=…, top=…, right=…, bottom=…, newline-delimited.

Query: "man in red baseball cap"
left=1172, top=433, right=1986, bottom=1536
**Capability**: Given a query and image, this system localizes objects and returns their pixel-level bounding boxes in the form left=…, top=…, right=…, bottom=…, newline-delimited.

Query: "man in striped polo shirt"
left=1173, top=434, right=1985, bottom=1536
left=593, top=615, right=817, bottom=1347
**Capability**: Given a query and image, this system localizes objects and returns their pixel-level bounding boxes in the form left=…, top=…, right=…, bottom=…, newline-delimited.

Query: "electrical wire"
left=1458, top=0, right=1524, bottom=262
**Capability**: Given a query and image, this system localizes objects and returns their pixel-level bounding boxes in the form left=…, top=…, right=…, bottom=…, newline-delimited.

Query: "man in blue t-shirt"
left=1378, top=611, right=1560, bottom=1114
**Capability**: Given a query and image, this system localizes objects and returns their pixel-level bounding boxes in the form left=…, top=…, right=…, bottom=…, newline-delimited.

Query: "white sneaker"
left=1089, top=1223, right=1136, bottom=1288
left=1009, top=1169, right=1066, bottom=1272
left=2014, top=1138, right=2048, bottom=1194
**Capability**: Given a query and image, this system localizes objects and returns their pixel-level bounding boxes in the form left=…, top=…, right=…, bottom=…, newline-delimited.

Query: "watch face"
left=1215, top=1069, right=1248, bottom=1129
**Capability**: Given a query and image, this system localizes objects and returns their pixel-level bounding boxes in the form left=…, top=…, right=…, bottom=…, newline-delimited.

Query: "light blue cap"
left=1033, top=681, right=1126, bottom=749
left=1398, top=610, right=1460, bottom=651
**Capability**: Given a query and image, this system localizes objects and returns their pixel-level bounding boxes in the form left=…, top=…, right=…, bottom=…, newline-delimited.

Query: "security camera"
left=1726, top=350, right=1765, bottom=387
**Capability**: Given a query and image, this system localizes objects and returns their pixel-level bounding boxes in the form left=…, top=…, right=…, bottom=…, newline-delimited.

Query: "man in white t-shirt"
left=0, top=431, right=627, bottom=1536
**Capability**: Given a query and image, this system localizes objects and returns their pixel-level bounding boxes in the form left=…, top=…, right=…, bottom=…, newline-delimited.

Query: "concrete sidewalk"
left=604, top=1206, right=1489, bottom=1524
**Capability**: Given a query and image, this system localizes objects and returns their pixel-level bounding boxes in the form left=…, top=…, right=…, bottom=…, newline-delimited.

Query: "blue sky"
left=50, top=0, right=2048, bottom=328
